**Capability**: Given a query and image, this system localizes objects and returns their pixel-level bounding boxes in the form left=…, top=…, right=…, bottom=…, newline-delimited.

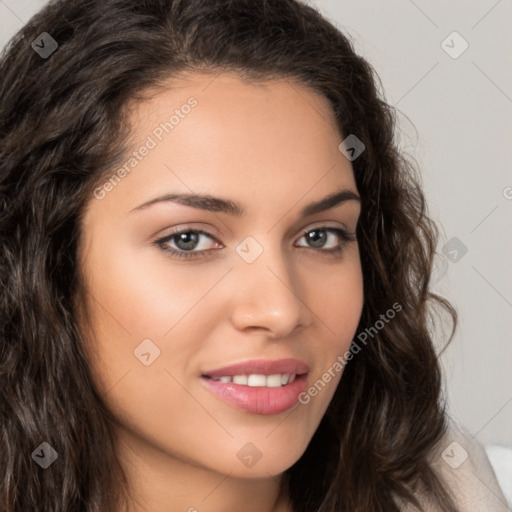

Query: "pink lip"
left=202, top=358, right=309, bottom=378
left=200, top=358, right=309, bottom=415
left=201, top=374, right=308, bottom=415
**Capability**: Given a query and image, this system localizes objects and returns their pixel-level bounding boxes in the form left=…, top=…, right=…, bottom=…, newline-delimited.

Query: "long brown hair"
left=0, top=0, right=458, bottom=510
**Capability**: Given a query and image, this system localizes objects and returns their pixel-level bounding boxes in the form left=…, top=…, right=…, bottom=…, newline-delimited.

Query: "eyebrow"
left=129, top=188, right=360, bottom=217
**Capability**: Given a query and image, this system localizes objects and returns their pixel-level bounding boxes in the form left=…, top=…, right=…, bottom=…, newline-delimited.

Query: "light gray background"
left=311, top=0, right=512, bottom=447
left=1, top=0, right=511, bottom=446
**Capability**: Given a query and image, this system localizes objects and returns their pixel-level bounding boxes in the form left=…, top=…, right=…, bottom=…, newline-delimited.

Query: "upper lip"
left=202, top=358, right=309, bottom=378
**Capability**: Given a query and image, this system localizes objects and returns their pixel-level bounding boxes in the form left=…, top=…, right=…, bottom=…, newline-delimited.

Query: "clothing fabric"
left=405, top=417, right=510, bottom=511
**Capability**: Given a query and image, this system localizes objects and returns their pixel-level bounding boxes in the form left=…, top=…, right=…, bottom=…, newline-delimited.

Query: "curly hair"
left=0, top=0, right=458, bottom=510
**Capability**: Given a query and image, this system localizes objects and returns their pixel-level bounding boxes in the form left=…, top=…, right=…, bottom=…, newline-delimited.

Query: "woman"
left=0, top=0, right=507, bottom=511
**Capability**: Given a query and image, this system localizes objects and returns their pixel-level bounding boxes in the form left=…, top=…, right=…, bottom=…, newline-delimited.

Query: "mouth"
left=200, top=358, right=309, bottom=415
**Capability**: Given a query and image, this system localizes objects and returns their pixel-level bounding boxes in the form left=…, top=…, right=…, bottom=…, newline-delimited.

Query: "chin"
left=213, top=436, right=310, bottom=479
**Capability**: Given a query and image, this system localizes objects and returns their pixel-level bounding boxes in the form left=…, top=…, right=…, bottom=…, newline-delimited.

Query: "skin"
left=77, top=71, right=364, bottom=512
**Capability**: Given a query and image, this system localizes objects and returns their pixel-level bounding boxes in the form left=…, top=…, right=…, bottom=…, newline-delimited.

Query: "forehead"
left=128, top=71, right=343, bottom=150
left=90, top=71, right=357, bottom=217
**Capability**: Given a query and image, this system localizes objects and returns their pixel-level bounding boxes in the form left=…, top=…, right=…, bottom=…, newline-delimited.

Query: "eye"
left=295, top=227, right=355, bottom=251
left=294, top=227, right=357, bottom=258
left=153, top=226, right=356, bottom=260
left=155, top=229, right=219, bottom=259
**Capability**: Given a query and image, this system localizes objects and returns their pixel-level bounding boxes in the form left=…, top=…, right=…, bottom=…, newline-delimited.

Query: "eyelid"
left=297, top=220, right=351, bottom=235
left=153, top=225, right=220, bottom=245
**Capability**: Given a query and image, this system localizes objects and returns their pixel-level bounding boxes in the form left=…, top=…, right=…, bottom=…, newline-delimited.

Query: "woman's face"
left=77, top=72, right=363, bottom=480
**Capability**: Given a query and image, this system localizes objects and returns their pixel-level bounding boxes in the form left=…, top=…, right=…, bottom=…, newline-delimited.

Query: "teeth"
left=266, top=374, right=282, bottom=388
left=247, top=374, right=267, bottom=387
left=232, top=375, right=248, bottom=385
left=211, top=373, right=297, bottom=387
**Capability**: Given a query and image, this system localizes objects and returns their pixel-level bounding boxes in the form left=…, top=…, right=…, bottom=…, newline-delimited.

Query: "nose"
left=228, top=241, right=313, bottom=338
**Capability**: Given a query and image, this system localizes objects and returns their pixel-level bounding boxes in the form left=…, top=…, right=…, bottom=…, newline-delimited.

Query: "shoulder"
left=418, top=416, right=510, bottom=511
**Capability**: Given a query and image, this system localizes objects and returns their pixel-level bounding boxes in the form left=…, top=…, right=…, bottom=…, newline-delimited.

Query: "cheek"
left=83, top=237, right=222, bottom=339
left=78, top=238, right=196, bottom=392
left=78, top=241, right=218, bottom=447
left=301, top=252, right=363, bottom=400
left=307, top=251, right=364, bottom=344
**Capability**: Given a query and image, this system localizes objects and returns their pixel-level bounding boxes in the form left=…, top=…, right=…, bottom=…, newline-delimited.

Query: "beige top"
left=402, top=418, right=510, bottom=511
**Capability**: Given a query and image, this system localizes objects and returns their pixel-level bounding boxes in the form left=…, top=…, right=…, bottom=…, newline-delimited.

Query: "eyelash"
left=153, top=226, right=357, bottom=261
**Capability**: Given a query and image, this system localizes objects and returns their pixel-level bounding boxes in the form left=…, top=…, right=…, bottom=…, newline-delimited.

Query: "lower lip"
left=201, top=375, right=308, bottom=415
